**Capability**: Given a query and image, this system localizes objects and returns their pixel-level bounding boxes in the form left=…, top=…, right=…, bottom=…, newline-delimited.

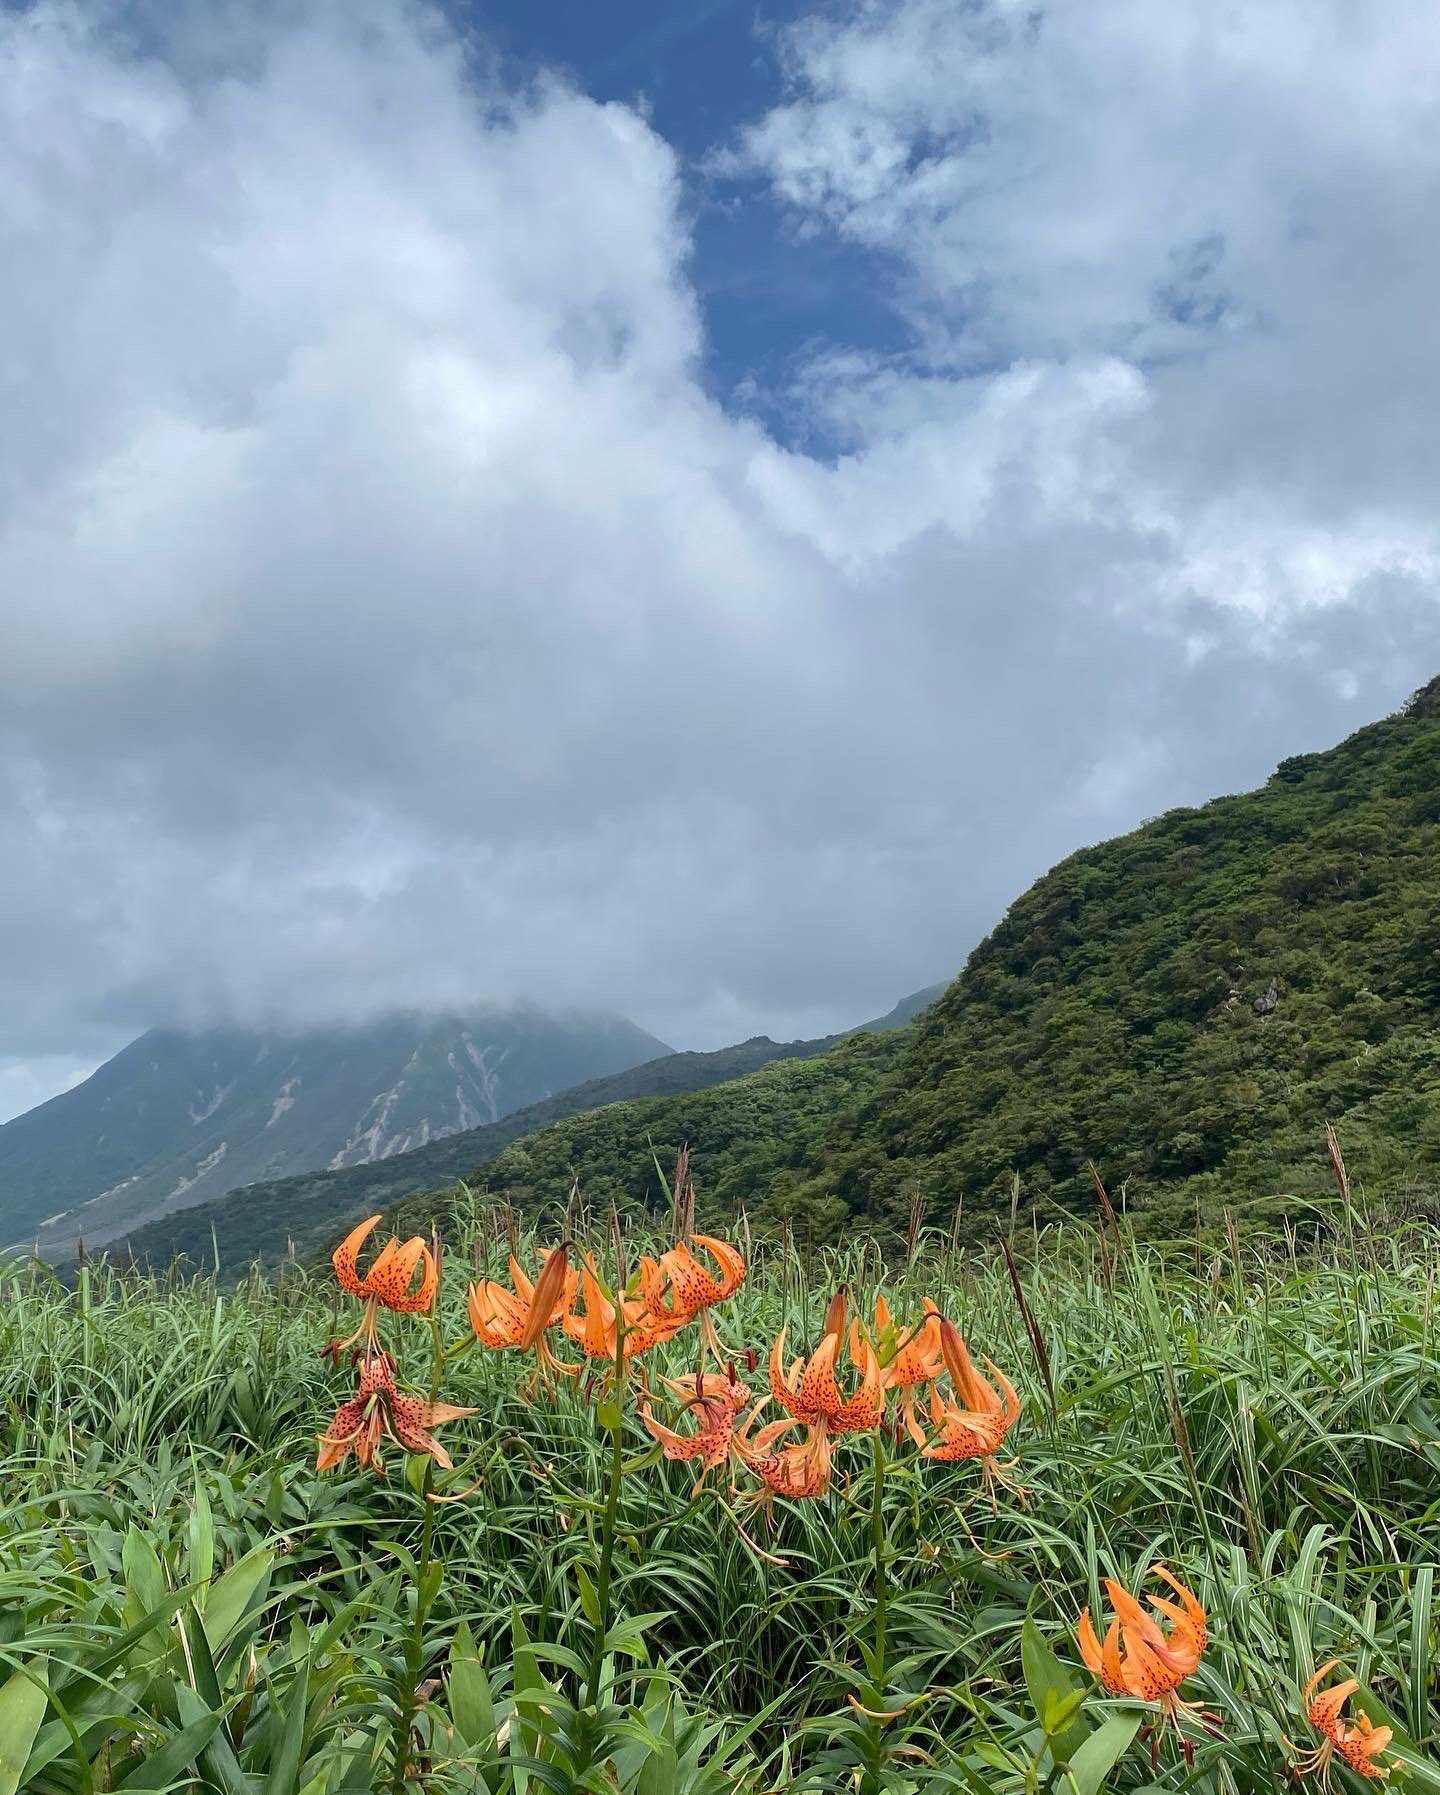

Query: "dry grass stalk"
left=998, top=1232, right=1057, bottom=1421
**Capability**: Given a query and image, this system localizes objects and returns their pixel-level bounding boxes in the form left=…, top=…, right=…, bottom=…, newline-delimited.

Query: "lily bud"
left=609, top=1201, right=626, bottom=1290
left=520, top=1242, right=571, bottom=1351
left=823, top=1286, right=848, bottom=1340
left=937, top=1316, right=983, bottom=1409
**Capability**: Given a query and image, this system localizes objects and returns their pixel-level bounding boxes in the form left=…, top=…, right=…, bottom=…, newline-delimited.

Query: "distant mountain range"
left=102, top=985, right=945, bottom=1270
left=0, top=1008, right=670, bottom=1252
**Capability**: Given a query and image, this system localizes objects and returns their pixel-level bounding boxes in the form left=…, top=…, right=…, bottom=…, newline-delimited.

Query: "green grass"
left=1, top=1177, right=1437, bottom=1792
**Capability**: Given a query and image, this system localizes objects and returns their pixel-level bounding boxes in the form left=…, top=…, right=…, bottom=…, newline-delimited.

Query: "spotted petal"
left=333, top=1214, right=383, bottom=1298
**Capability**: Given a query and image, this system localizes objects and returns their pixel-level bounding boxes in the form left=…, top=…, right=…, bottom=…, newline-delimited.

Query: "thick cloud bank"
left=2, top=0, right=1438, bottom=1113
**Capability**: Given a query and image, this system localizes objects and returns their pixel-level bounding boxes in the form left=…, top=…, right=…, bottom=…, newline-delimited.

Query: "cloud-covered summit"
left=1, top=0, right=1437, bottom=1117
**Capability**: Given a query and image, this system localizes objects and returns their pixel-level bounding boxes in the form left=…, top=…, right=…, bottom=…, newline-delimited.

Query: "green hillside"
left=380, top=1029, right=900, bottom=1244
left=860, top=673, right=1440, bottom=1230
left=387, top=675, right=1440, bottom=1247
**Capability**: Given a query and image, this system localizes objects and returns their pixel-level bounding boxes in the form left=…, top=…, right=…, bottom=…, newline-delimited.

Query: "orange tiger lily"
left=918, top=1316, right=1023, bottom=1500
left=328, top=1214, right=439, bottom=1353
left=334, top=1214, right=437, bottom=1311
left=316, top=1352, right=474, bottom=1475
left=639, top=1369, right=753, bottom=1494
left=1078, top=1567, right=1218, bottom=1764
left=734, top=1402, right=833, bottom=1505
left=659, top=1234, right=746, bottom=1315
left=564, top=1254, right=686, bottom=1371
left=467, top=1244, right=577, bottom=1391
left=640, top=1371, right=830, bottom=1566
left=769, top=1293, right=885, bottom=1435
left=766, top=1292, right=882, bottom=1494
left=1294, top=1663, right=1394, bottom=1785
left=631, top=1234, right=745, bottom=1364
left=851, top=1294, right=944, bottom=1440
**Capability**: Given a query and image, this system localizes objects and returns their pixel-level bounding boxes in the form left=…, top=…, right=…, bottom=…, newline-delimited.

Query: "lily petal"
left=333, top=1214, right=383, bottom=1298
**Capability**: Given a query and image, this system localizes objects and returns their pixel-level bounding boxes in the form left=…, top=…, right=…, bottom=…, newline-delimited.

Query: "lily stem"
left=388, top=1463, right=437, bottom=1792
left=586, top=1410, right=624, bottom=1710
left=585, top=1304, right=627, bottom=1714
left=861, top=1423, right=889, bottom=1795
left=388, top=1274, right=448, bottom=1792
left=871, top=1424, right=888, bottom=1680
left=573, top=1303, right=628, bottom=1781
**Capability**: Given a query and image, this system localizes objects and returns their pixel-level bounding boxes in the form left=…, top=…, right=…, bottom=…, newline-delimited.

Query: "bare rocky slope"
left=0, top=1008, right=669, bottom=1252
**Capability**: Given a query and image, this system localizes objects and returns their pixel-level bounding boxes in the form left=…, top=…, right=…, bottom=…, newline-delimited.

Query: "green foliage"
left=859, top=676, right=1440, bottom=1229
left=3, top=1197, right=1439, bottom=1791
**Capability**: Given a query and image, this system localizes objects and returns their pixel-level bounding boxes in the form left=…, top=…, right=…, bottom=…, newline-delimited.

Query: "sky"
left=2, top=0, right=1439, bottom=1122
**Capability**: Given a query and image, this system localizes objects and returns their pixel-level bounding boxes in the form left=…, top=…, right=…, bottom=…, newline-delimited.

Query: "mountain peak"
left=0, top=1008, right=670, bottom=1252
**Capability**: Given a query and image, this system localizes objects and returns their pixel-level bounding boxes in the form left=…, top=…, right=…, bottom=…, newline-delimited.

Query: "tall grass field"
left=1, top=1165, right=1437, bottom=1793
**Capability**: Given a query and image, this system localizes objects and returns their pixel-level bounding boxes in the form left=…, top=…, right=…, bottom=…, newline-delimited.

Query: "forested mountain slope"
left=386, top=676, right=1440, bottom=1246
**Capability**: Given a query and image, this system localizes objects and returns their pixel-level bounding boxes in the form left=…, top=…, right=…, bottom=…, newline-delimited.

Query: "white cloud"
left=733, top=0, right=1440, bottom=364
left=0, top=0, right=1437, bottom=1119
left=729, top=0, right=1440, bottom=665
left=0, top=1054, right=102, bottom=1127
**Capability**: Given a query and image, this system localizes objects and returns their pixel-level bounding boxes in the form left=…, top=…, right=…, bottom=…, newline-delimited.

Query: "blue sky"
left=475, top=0, right=786, bottom=148
left=1, top=0, right=1439, bottom=1119
left=462, top=0, right=902, bottom=445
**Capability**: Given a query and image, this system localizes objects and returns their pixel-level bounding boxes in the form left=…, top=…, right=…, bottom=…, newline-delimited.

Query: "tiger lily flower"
left=918, top=1316, right=1023, bottom=1500
left=646, top=1242, right=746, bottom=1328
left=564, top=1254, right=686, bottom=1371
left=639, top=1369, right=753, bottom=1494
left=733, top=1401, right=833, bottom=1506
left=467, top=1244, right=577, bottom=1391
left=1294, top=1663, right=1394, bottom=1785
left=316, top=1352, right=474, bottom=1476
left=766, top=1291, right=883, bottom=1492
left=641, top=1373, right=828, bottom=1568
left=1078, top=1567, right=1218, bottom=1763
left=851, top=1294, right=944, bottom=1441
left=329, top=1214, right=439, bottom=1352
left=769, top=1292, right=885, bottom=1435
